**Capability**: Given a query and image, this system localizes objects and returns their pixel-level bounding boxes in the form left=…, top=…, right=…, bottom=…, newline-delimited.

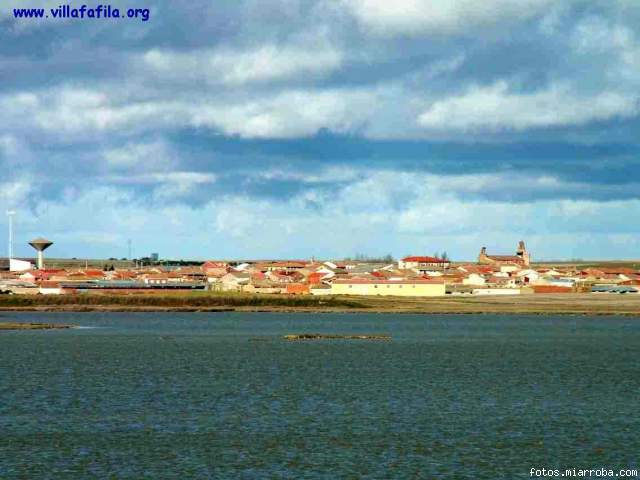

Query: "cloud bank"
left=1, top=0, right=639, bottom=259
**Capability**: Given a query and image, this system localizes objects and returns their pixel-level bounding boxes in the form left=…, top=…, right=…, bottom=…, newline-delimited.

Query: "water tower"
left=28, top=237, right=53, bottom=269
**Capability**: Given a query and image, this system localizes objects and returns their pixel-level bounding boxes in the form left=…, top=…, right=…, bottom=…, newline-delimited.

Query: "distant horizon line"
left=2, top=256, right=639, bottom=265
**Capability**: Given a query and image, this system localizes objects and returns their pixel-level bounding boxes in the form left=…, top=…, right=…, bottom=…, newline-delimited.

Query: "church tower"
left=516, top=240, right=530, bottom=267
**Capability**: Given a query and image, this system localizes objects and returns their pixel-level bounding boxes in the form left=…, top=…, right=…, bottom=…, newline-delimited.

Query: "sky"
left=1, top=0, right=639, bottom=261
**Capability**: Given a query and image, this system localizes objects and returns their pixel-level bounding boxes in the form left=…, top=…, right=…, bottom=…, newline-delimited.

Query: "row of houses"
left=1, top=243, right=638, bottom=296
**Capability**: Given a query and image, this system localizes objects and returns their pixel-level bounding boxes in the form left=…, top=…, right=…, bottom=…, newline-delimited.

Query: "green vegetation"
left=2, top=292, right=640, bottom=315
left=0, top=293, right=364, bottom=309
left=0, top=322, right=74, bottom=330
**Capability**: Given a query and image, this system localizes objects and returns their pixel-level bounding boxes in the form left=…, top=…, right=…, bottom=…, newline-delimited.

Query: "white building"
left=9, top=258, right=33, bottom=272
left=398, top=256, right=450, bottom=272
left=462, top=273, right=486, bottom=286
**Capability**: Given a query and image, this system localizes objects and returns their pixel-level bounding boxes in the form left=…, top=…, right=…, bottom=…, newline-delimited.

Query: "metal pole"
left=6, top=210, right=15, bottom=260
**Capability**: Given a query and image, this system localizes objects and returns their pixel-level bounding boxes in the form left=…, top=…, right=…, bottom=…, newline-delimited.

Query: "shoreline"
left=1, top=309, right=639, bottom=316
left=1, top=293, right=640, bottom=316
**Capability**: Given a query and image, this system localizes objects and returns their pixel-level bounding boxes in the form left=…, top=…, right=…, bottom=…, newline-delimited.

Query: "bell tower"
left=516, top=240, right=530, bottom=266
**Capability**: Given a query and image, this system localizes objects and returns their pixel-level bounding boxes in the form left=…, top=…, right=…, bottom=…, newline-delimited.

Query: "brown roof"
left=333, top=278, right=445, bottom=285
left=402, top=256, right=448, bottom=263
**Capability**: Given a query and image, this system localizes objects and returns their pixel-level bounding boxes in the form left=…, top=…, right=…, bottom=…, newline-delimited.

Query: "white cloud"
left=4, top=168, right=640, bottom=260
left=0, top=180, right=32, bottom=206
left=206, top=170, right=640, bottom=258
left=97, top=171, right=217, bottom=203
left=0, top=134, right=20, bottom=157
left=0, top=88, right=165, bottom=136
left=103, top=141, right=173, bottom=169
left=151, top=172, right=218, bottom=200
left=338, top=0, right=557, bottom=36
left=571, top=16, right=640, bottom=85
left=32, top=89, right=170, bottom=134
left=417, top=81, right=638, bottom=131
left=191, top=88, right=378, bottom=138
left=105, top=172, right=217, bottom=186
left=255, top=166, right=361, bottom=184
left=0, top=83, right=380, bottom=139
left=143, top=43, right=343, bottom=85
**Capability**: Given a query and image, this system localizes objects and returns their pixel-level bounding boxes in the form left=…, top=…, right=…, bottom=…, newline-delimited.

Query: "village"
left=1, top=240, right=638, bottom=297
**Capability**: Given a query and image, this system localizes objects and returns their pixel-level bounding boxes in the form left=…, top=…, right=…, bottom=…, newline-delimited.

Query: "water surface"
left=1, top=313, right=638, bottom=478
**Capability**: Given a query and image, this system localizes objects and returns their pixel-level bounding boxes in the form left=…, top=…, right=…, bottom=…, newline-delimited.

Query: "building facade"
left=398, top=256, right=450, bottom=270
left=331, top=278, right=446, bottom=297
left=478, top=241, right=531, bottom=267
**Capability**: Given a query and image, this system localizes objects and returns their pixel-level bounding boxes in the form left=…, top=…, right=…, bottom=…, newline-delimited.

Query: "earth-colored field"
left=1, top=292, right=640, bottom=315
left=355, top=293, right=640, bottom=315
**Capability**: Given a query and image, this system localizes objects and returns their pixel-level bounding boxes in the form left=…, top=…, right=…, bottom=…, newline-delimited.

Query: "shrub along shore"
left=0, top=293, right=363, bottom=311
left=0, top=322, right=75, bottom=330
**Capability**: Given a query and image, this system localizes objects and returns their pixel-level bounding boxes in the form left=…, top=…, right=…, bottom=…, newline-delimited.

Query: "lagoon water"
left=1, top=312, right=639, bottom=479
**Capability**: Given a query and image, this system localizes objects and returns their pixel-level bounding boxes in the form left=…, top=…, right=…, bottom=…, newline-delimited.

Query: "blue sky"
left=1, top=0, right=639, bottom=261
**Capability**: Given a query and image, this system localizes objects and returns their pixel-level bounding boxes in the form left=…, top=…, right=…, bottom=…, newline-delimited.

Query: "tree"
left=441, top=251, right=449, bottom=261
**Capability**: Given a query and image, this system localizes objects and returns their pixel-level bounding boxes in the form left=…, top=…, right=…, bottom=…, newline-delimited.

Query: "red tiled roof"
left=333, top=278, right=445, bottom=285
left=29, top=270, right=55, bottom=280
left=307, top=272, right=327, bottom=284
left=402, top=256, right=448, bottom=263
left=271, top=270, right=300, bottom=277
left=203, top=261, right=228, bottom=269
left=84, top=269, right=105, bottom=276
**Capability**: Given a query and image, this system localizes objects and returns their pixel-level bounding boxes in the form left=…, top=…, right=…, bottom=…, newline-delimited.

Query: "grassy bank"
left=0, top=293, right=364, bottom=310
left=1, top=292, right=640, bottom=315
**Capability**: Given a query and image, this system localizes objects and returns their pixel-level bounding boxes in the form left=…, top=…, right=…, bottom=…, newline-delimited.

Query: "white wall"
left=9, top=258, right=33, bottom=272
